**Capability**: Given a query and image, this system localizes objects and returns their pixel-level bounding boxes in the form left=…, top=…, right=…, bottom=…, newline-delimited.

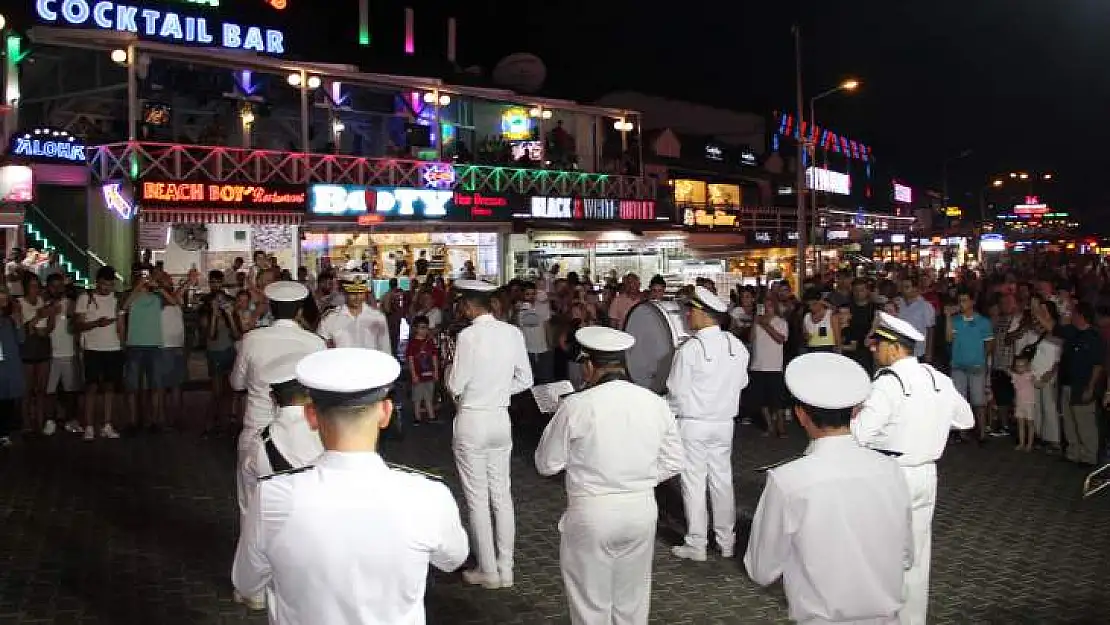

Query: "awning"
left=138, top=208, right=303, bottom=225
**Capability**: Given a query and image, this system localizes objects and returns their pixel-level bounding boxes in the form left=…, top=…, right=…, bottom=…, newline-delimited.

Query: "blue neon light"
left=35, top=0, right=286, bottom=55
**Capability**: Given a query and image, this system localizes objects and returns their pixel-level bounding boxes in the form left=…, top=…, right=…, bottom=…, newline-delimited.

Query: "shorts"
left=83, top=350, right=125, bottom=388
left=159, top=347, right=187, bottom=389
left=991, top=369, right=1015, bottom=407
left=126, top=346, right=161, bottom=391
left=951, top=368, right=987, bottom=407
left=206, top=347, right=237, bottom=378
left=748, top=370, right=785, bottom=411
left=47, top=357, right=80, bottom=394
left=411, top=380, right=436, bottom=406
left=1014, top=403, right=1034, bottom=421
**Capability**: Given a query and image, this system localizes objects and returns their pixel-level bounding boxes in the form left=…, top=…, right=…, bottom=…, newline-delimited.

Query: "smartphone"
left=819, top=326, right=828, bottom=337
left=757, top=303, right=766, bottom=316
left=140, top=269, right=151, bottom=279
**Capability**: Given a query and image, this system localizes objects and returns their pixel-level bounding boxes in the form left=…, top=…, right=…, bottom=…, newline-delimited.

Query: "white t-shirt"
left=18, top=297, right=48, bottom=332
left=750, top=316, right=790, bottom=372
left=50, top=304, right=76, bottom=359
left=162, top=305, right=186, bottom=348
left=75, top=291, right=121, bottom=352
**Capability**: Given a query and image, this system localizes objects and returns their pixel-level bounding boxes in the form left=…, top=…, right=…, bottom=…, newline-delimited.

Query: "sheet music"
left=531, top=380, right=576, bottom=414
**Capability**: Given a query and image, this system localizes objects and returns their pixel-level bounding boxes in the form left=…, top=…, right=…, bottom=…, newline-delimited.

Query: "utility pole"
left=793, top=25, right=806, bottom=297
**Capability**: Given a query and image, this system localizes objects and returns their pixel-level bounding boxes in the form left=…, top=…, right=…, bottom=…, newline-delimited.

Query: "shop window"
left=708, top=183, right=741, bottom=207
left=674, top=179, right=707, bottom=205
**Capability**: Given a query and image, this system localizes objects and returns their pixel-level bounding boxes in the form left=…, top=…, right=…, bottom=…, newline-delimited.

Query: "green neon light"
left=129, top=153, right=140, bottom=179
left=7, top=35, right=29, bottom=64
left=359, top=29, right=371, bottom=46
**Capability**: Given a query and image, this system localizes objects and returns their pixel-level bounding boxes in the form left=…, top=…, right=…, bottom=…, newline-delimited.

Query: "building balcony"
left=88, top=142, right=655, bottom=200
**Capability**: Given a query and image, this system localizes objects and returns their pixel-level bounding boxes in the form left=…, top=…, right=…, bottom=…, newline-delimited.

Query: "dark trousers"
left=0, top=398, right=19, bottom=438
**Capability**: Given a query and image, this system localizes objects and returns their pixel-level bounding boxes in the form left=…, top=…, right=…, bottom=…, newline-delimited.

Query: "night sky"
left=8, top=0, right=1107, bottom=219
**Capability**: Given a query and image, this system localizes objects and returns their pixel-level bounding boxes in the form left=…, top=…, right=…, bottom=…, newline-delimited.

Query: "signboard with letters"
left=307, top=185, right=515, bottom=221
left=893, top=182, right=913, bottom=203
left=140, top=181, right=306, bottom=208
left=523, top=197, right=657, bottom=221
left=8, top=128, right=87, bottom=164
left=35, top=0, right=287, bottom=55
left=682, top=206, right=740, bottom=230
left=805, top=167, right=852, bottom=195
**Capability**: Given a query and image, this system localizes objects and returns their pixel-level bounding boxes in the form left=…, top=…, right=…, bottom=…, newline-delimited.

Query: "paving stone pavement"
left=1, top=398, right=1109, bottom=624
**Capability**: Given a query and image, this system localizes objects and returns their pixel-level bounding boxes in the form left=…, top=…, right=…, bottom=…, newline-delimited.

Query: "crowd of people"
left=3, top=241, right=1110, bottom=625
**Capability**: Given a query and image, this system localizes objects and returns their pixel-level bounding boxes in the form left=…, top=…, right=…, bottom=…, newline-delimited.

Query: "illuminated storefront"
left=506, top=197, right=670, bottom=282
left=917, top=236, right=969, bottom=272
left=135, top=180, right=307, bottom=277
left=303, top=184, right=512, bottom=295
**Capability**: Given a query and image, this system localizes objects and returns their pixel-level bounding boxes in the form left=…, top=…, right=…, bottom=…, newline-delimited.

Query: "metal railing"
left=24, top=204, right=123, bottom=283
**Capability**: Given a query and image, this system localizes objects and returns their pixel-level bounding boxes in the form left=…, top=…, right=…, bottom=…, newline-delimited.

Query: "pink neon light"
left=404, top=8, right=414, bottom=55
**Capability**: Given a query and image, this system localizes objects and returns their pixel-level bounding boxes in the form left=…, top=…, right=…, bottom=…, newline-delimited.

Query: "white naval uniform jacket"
left=317, top=305, right=391, bottom=353
left=744, top=435, right=914, bottom=624
left=230, top=320, right=327, bottom=433
left=446, top=314, right=533, bottom=410
left=666, top=326, right=750, bottom=421
left=242, top=406, right=324, bottom=496
left=232, top=451, right=469, bottom=625
left=851, top=357, right=975, bottom=464
left=535, top=377, right=685, bottom=495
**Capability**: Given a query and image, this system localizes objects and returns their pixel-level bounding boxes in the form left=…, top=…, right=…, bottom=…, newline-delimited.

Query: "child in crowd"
left=405, top=315, right=440, bottom=425
left=1008, top=354, right=1036, bottom=451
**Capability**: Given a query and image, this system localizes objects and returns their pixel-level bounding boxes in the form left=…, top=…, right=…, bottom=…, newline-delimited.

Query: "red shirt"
left=406, top=336, right=438, bottom=380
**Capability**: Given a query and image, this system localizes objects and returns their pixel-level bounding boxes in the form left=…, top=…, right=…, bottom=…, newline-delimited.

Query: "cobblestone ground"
left=1, top=393, right=1108, bottom=624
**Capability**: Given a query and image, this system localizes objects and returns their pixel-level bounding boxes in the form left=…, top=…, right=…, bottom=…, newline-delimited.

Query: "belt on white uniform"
left=568, top=490, right=654, bottom=504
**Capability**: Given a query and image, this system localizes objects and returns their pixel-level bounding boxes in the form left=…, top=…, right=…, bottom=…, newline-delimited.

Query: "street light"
left=805, top=77, right=862, bottom=279
left=111, top=49, right=128, bottom=65
left=1043, top=173, right=1053, bottom=180
left=1019, top=172, right=1029, bottom=180
left=992, top=179, right=1004, bottom=187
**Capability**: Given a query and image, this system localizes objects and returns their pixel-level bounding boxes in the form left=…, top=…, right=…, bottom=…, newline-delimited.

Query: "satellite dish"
left=491, top=53, right=546, bottom=93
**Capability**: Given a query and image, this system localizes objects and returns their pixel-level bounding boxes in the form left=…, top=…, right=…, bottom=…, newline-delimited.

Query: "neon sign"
left=527, top=197, right=656, bottom=221
left=0, top=166, right=34, bottom=203
left=893, top=182, right=913, bottom=203
left=421, top=163, right=456, bottom=190
left=102, top=183, right=136, bottom=220
left=35, top=0, right=286, bottom=55
left=9, top=128, right=87, bottom=163
left=309, top=185, right=452, bottom=218
left=806, top=167, right=852, bottom=195
left=140, top=182, right=306, bottom=207
left=500, top=107, right=533, bottom=140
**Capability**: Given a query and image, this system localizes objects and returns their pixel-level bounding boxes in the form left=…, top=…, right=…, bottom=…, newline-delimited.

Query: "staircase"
left=22, top=204, right=117, bottom=289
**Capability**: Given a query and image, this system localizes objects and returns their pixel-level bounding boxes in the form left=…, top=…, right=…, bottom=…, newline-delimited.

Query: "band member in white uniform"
left=745, top=352, right=914, bottom=625
left=666, top=286, right=749, bottom=561
left=241, top=350, right=325, bottom=495
left=316, top=277, right=391, bottom=353
left=851, top=313, right=975, bottom=625
left=229, top=281, right=325, bottom=609
left=446, top=280, right=533, bottom=589
left=536, top=326, right=684, bottom=625
left=232, top=348, right=469, bottom=625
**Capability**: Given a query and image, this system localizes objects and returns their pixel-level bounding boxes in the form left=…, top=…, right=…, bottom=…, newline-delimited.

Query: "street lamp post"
left=793, top=25, right=805, bottom=297
left=807, top=78, right=859, bottom=276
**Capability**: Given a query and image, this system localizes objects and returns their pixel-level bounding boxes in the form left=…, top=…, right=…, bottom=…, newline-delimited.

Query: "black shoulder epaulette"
left=258, top=465, right=315, bottom=481
left=386, top=461, right=444, bottom=483
left=873, top=368, right=910, bottom=397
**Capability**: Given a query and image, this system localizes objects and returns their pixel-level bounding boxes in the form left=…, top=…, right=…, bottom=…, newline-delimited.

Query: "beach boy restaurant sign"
left=35, top=0, right=287, bottom=55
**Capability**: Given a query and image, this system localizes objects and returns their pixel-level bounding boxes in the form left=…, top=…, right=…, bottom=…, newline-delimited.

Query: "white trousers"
left=899, top=463, right=937, bottom=625
left=560, top=493, right=657, bottom=625
left=678, top=419, right=736, bottom=552
left=235, top=427, right=264, bottom=603
left=235, top=428, right=258, bottom=520
left=453, top=407, right=515, bottom=575
left=1033, top=381, right=1059, bottom=444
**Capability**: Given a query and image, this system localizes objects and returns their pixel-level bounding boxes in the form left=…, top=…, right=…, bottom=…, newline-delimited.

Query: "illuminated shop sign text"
left=805, top=167, right=852, bottom=195
left=35, top=0, right=286, bottom=55
left=310, top=185, right=451, bottom=218
left=528, top=197, right=656, bottom=221
left=893, top=182, right=912, bottom=203
left=141, top=182, right=306, bottom=207
left=9, top=128, right=87, bottom=163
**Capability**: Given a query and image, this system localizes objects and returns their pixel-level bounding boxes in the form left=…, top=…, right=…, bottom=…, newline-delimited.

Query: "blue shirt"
left=950, top=314, right=993, bottom=370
